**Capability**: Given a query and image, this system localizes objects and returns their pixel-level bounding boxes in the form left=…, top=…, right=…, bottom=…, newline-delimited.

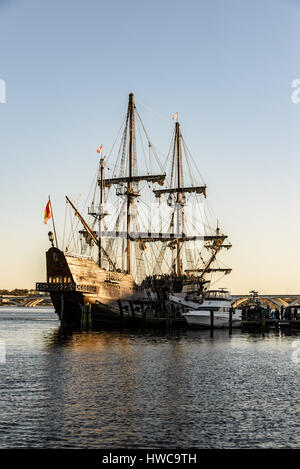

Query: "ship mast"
left=93, top=94, right=229, bottom=283
left=70, top=94, right=230, bottom=286
left=152, top=118, right=231, bottom=282
left=127, top=93, right=135, bottom=274
left=98, top=156, right=104, bottom=267
left=175, top=121, right=183, bottom=276
left=66, top=195, right=117, bottom=270
left=97, top=93, right=166, bottom=276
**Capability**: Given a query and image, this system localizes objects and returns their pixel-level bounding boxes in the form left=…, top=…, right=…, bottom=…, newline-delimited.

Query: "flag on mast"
left=44, top=200, right=52, bottom=224
left=172, top=112, right=178, bottom=120
left=97, top=144, right=103, bottom=154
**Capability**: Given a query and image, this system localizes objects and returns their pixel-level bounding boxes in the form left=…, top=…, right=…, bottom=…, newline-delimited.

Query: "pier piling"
left=81, top=303, right=91, bottom=331
left=210, top=310, right=214, bottom=333
left=261, top=309, right=266, bottom=330
left=229, top=307, right=233, bottom=333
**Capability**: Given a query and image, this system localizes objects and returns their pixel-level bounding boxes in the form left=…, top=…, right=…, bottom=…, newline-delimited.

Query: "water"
left=0, top=307, right=299, bottom=448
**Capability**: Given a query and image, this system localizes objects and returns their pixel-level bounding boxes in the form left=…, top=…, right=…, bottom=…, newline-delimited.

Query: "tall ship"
left=36, top=93, right=232, bottom=328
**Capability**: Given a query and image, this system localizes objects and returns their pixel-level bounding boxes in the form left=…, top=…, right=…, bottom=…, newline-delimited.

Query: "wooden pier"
left=241, top=304, right=300, bottom=331
left=183, top=307, right=300, bottom=332
left=242, top=318, right=300, bottom=331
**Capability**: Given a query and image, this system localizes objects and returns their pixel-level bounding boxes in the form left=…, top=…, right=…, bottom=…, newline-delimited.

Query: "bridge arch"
left=24, top=298, right=51, bottom=307
left=232, top=298, right=249, bottom=308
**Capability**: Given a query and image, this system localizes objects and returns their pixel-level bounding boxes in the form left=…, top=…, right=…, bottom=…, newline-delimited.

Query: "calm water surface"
left=0, top=307, right=299, bottom=448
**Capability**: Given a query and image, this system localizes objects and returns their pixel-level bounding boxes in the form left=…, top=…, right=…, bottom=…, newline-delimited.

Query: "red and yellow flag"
left=44, top=200, right=52, bottom=224
left=97, top=144, right=103, bottom=154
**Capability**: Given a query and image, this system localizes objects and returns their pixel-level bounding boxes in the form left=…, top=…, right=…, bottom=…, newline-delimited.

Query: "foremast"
left=66, top=195, right=117, bottom=270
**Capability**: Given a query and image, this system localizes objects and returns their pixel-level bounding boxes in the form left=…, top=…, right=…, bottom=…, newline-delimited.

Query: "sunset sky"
left=1, top=0, right=300, bottom=294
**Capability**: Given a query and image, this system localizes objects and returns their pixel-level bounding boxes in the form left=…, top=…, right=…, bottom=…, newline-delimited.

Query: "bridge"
left=231, top=294, right=300, bottom=309
left=1, top=292, right=300, bottom=310
left=0, top=294, right=52, bottom=308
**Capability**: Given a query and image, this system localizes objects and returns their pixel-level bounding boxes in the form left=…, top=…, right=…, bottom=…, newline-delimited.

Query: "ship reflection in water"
left=0, top=308, right=299, bottom=448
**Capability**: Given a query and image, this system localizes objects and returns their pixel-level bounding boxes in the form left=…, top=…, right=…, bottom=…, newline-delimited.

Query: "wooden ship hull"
left=36, top=247, right=183, bottom=329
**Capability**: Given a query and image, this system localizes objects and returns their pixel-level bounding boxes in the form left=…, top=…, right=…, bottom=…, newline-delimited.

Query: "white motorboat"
left=169, top=294, right=202, bottom=310
left=182, top=289, right=242, bottom=328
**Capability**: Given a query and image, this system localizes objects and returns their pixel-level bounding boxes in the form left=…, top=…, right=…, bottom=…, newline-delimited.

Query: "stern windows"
left=48, top=276, right=72, bottom=284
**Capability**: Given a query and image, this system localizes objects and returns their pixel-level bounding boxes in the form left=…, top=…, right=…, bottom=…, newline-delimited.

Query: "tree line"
left=0, top=289, right=31, bottom=296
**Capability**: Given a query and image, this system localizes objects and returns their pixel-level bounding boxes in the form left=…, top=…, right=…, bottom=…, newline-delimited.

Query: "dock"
left=242, top=318, right=300, bottom=331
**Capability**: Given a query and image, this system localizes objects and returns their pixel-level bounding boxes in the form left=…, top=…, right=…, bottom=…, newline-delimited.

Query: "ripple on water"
left=0, top=308, right=299, bottom=448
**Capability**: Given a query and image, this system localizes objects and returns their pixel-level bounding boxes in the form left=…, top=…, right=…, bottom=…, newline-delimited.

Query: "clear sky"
left=1, top=0, right=300, bottom=294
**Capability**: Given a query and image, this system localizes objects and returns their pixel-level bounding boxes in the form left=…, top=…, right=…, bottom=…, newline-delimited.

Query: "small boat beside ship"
left=182, top=289, right=242, bottom=328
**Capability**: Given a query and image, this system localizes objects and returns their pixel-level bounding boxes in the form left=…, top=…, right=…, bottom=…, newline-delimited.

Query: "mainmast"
left=127, top=93, right=135, bottom=274
left=175, top=121, right=183, bottom=276
left=98, top=156, right=104, bottom=267
left=97, top=93, right=166, bottom=276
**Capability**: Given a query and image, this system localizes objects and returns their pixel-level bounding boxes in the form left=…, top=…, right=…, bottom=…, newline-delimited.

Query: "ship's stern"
left=36, top=247, right=86, bottom=327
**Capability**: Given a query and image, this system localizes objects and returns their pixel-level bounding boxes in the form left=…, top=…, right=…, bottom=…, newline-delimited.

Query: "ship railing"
left=64, top=252, right=94, bottom=260
left=88, top=204, right=100, bottom=216
left=36, top=282, right=97, bottom=293
left=88, top=205, right=109, bottom=217
left=76, top=284, right=97, bottom=293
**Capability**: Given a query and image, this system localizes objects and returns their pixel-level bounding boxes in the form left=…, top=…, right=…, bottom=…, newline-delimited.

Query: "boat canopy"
left=205, top=290, right=230, bottom=300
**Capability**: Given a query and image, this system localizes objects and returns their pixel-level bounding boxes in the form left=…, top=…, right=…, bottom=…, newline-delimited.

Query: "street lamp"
left=48, top=231, right=54, bottom=247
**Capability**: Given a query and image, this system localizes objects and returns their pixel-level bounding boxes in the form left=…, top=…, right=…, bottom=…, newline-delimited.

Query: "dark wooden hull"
left=36, top=247, right=187, bottom=329
left=50, top=291, right=148, bottom=329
